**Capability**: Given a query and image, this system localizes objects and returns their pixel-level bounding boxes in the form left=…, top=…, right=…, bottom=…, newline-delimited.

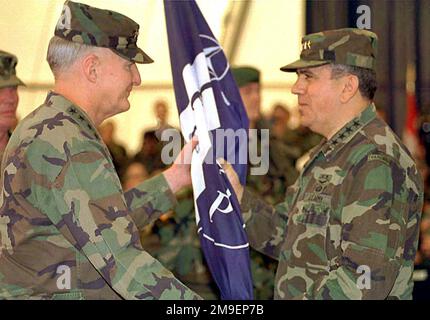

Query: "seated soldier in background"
left=0, top=50, right=24, bottom=159
left=121, top=161, right=149, bottom=191
left=270, top=103, right=293, bottom=140
left=153, top=99, right=174, bottom=141
left=133, top=130, right=167, bottom=175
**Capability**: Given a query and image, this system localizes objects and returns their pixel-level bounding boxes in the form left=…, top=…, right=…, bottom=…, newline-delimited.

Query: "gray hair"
left=330, top=63, right=378, bottom=100
left=46, top=36, right=99, bottom=78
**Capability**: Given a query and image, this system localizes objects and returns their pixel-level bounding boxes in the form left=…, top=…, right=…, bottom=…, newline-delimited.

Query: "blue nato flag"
left=164, top=0, right=254, bottom=300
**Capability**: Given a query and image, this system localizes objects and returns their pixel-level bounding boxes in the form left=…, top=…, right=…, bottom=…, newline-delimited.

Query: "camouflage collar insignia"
left=44, top=91, right=100, bottom=141
left=320, top=104, right=376, bottom=159
left=317, top=174, right=332, bottom=184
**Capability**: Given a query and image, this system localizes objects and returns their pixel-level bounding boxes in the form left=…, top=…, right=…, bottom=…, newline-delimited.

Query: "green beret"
left=281, top=28, right=378, bottom=72
left=55, top=1, right=153, bottom=64
left=0, top=50, right=25, bottom=89
left=231, top=66, right=260, bottom=87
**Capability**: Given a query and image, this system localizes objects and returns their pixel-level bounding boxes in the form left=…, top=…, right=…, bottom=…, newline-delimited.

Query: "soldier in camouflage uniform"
left=223, top=28, right=424, bottom=299
left=0, top=50, right=24, bottom=158
left=0, top=1, right=200, bottom=300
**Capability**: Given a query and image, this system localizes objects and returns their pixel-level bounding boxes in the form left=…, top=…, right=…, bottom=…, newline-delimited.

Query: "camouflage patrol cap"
left=55, top=0, right=153, bottom=64
left=0, top=50, right=25, bottom=89
left=231, top=66, right=260, bottom=87
left=281, top=28, right=378, bottom=72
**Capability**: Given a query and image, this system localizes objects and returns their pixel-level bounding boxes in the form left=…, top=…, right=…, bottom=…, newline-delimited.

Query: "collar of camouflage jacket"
left=44, top=91, right=102, bottom=142
left=309, top=103, right=377, bottom=160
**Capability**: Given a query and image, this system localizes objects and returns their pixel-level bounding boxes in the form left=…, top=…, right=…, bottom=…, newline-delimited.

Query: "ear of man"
left=81, top=53, right=101, bottom=83
left=339, top=74, right=360, bottom=104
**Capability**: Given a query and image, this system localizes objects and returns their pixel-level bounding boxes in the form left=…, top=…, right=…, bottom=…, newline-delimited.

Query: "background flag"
left=164, top=0, right=253, bottom=300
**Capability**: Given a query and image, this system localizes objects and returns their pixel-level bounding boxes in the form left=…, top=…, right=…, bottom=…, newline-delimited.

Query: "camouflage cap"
left=55, top=0, right=153, bottom=64
left=281, top=28, right=378, bottom=72
left=231, top=66, right=260, bottom=87
left=0, top=50, right=25, bottom=89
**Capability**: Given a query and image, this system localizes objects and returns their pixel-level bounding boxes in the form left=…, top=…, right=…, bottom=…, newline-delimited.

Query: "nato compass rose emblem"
left=199, top=34, right=231, bottom=106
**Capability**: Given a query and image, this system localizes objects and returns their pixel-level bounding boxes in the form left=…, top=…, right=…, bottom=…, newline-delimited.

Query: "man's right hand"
left=163, top=136, right=198, bottom=193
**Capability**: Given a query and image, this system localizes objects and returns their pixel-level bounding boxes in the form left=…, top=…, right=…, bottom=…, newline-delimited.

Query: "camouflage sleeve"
left=27, top=138, right=201, bottom=300
left=305, top=153, right=421, bottom=300
left=241, top=186, right=292, bottom=260
left=125, top=174, right=177, bottom=230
